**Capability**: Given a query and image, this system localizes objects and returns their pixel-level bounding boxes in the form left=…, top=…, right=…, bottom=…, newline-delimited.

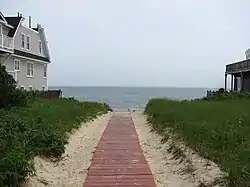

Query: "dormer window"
left=39, top=40, right=42, bottom=54
left=26, top=35, right=30, bottom=50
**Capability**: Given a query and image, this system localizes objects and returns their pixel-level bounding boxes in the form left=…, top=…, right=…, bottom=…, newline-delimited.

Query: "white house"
left=0, top=11, right=51, bottom=91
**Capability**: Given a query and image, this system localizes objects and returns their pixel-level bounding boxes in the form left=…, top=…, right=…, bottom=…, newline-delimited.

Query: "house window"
left=44, top=65, right=47, bottom=78
left=39, top=41, right=42, bottom=54
left=14, top=59, right=20, bottom=71
left=26, top=36, right=30, bottom=50
left=42, top=85, right=45, bottom=91
left=21, top=34, right=25, bottom=48
left=29, top=86, right=32, bottom=91
left=26, top=62, right=34, bottom=77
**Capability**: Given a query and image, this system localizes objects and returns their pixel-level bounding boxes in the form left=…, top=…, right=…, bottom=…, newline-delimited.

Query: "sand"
left=131, top=111, right=226, bottom=187
left=25, top=113, right=112, bottom=187
left=24, top=110, right=226, bottom=187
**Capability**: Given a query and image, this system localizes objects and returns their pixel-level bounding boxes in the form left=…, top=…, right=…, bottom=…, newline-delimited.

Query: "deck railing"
left=226, top=60, right=250, bottom=74
left=0, top=34, right=14, bottom=52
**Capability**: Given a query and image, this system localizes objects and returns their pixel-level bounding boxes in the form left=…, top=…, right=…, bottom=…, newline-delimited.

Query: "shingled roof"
left=5, top=17, right=22, bottom=37
left=14, top=49, right=50, bottom=62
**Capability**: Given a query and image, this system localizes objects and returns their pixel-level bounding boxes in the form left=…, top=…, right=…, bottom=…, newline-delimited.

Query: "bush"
left=202, top=89, right=250, bottom=101
left=0, top=64, right=17, bottom=108
left=144, top=98, right=250, bottom=186
left=0, top=98, right=111, bottom=186
left=0, top=63, right=37, bottom=109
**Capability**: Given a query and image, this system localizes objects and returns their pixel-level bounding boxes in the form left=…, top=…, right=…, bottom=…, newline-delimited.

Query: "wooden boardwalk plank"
left=83, top=115, right=156, bottom=187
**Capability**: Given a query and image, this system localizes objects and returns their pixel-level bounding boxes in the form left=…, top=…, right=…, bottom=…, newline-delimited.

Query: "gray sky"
left=2, top=0, right=250, bottom=87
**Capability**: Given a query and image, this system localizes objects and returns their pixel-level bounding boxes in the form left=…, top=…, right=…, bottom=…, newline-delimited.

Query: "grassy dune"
left=144, top=98, right=250, bottom=186
left=0, top=98, right=111, bottom=186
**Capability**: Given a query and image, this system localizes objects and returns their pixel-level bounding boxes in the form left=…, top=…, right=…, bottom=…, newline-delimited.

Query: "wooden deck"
left=83, top=115, right=156, bottom=187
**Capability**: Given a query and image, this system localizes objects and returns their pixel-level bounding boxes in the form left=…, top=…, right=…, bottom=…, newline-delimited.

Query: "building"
left=0, top=12, right=51, bottom=91
left=225, top=48, right=250, bottom=91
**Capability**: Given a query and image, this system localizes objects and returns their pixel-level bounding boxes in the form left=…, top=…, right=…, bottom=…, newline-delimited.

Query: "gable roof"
left=5, top=17, right=22, bottom=37
left=1, top=12, right=51, bottom=63
left=0, top=12, right=7, bottom=22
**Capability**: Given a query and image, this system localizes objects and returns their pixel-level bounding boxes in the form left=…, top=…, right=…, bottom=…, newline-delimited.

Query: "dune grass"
left=144, top=98, right=250, bottom=186
left=0, top=98, right=111, bottom=186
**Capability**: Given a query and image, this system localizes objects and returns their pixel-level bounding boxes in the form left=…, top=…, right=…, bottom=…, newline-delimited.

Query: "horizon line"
left=49, top=85, right=219, bottom=89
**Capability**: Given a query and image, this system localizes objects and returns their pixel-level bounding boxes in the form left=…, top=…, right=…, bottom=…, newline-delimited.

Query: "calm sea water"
left=49, top=87, right=212, bottom=109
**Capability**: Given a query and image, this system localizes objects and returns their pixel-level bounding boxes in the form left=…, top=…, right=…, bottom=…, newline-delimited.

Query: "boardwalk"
left=83, top=114, right=156, bottom=187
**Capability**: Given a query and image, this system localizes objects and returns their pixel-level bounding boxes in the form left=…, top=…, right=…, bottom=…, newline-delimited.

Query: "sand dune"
left=132, top=111, right=225, bottom=187
left=25, top=113, right=112, bottom=187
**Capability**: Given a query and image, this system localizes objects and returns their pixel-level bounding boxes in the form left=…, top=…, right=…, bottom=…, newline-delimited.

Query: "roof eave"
left=0, top=20, right=14, bottom=29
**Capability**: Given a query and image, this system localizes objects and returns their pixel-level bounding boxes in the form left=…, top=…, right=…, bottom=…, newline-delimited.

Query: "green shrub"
left=0, top=63, right=38, bottom=109
left=145, top=98, right=250, bottom=186
left=202, top=89, right=250, bottom=101
left=0, top=98, right=111, bottom=186
left=0, top=63, right=17, bottom=108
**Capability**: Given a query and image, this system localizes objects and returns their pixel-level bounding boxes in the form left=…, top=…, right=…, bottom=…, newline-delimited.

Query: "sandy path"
left=25, top=113, right=112, bottom=187
left=131, top=111, right=225, bottom=187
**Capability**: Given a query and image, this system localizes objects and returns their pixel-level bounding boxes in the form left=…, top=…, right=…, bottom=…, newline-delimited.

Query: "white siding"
left=1, top=56, right=47, bottom=90
left=14, top=25, right=47, bottom=57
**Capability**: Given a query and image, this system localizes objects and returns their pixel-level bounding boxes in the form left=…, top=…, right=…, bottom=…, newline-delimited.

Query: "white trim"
left=0, top=12, right=7, bottom=23
left=21, top=24, right=39, bottom=33
left=13, top=18, right=22, bottom=39
left=26, top=61, right=34, bottom=78
left=12, top=54, right=49, bottom=64
left=0, top=20, right=14, bottom=29
left=20, top=85, right=25, bottom=90
left=0, top=48, right=14, bottom=53
left=26, top=35, right=31, bottom=51
left=7, top=70, right=17, bottom=82
left=38, top=25, right=51, bottom=62
left=13, top=59, right=20, bottom=71
left=21, top=33, right=25, bottom=49
left=28, top=85, right=33, bottom=91
left=5, top=23, right=14, bottom=29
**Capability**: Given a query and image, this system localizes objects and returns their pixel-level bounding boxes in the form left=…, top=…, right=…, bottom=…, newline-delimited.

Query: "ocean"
left=49, top=87, right=212, bottom=109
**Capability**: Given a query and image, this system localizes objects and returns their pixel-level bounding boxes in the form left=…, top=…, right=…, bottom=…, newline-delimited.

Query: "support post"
left=224, top=74, right=227, bottom=91
left=0, top=24, right=3, bottom=48
left=234, top=76, right=237, bottom=91
left=241, top=72, right=244, bottom=91
left=1, top=34, right=3, bottom=48
left=231, top=75, right=234, bottom=91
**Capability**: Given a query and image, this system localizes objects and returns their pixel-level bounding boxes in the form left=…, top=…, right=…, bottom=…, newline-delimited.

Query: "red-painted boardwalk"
left=83, top=115, right=156, bottom=187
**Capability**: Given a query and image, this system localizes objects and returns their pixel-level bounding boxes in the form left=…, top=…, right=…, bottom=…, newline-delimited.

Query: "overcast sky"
left=2, top=0, right=250, bottom=87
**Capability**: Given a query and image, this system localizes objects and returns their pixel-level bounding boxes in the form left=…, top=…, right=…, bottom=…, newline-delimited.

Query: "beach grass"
left=0, top=98, right=111, bottom=186
left=144, top=98, right=250, bottom=186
